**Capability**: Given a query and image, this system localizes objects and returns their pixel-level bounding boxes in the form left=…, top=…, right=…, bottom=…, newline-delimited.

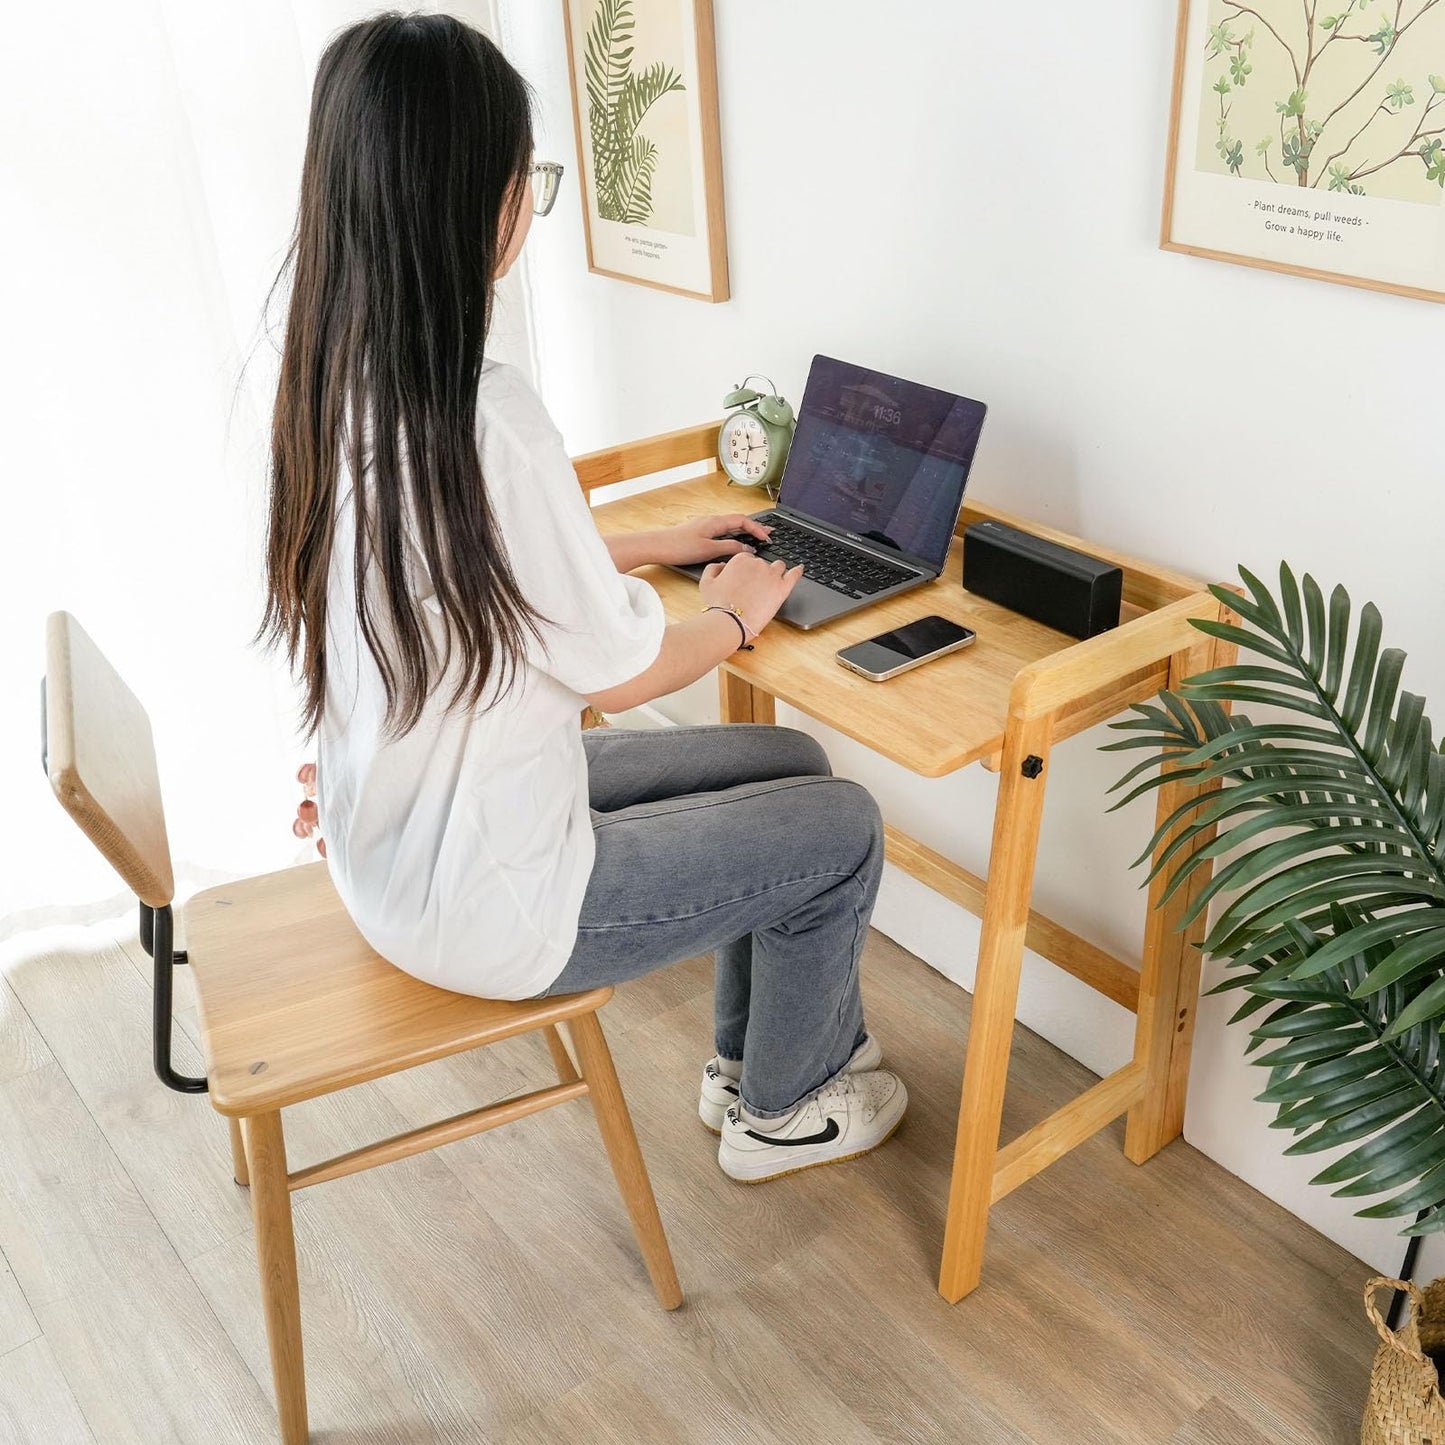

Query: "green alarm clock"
left=718, top=374, right=795, bottom=496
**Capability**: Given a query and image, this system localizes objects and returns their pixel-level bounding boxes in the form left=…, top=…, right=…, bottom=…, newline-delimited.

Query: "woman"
left=266, top=13, right=906, bottom=1183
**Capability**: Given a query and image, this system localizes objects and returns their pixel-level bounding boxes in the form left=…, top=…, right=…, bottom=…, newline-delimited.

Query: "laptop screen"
left=778, top=356, right=987, bottom=572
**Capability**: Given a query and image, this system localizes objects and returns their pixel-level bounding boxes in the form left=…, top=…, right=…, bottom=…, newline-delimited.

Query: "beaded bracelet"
left=703, top=604, right=756, bottom=651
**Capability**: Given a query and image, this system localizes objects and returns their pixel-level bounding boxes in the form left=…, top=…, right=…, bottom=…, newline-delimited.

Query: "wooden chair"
left=41, top=610, right=682, bottom=1445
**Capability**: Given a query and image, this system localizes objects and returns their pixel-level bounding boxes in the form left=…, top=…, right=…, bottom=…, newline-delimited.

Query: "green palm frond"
left=1106, top=563, right=1445, bottom=1234
left=582, top=2, right=684, bottom=225
left=617, top=62, right=685, bottom=149
left=615, top=135, right=658, bottom=224
left=583, top=0, right=635, bottom=218
left=1243, top=905, right=1445, bottom=1225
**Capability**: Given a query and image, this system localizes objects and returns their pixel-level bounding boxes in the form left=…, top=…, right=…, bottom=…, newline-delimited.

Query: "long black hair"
left=262, top=12, right=540, bottom=736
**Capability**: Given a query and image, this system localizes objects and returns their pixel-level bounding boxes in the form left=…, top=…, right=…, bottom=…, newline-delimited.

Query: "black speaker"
left=961, top=520, right=1123, bottom=640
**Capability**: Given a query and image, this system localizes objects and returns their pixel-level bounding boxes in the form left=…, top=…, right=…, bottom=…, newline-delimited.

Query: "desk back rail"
left=573, top=422, right=721, bottom=495
left=573, top=422, right=1203, bottom=612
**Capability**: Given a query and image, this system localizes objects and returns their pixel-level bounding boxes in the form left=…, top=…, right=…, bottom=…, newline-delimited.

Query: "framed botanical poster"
left=1162, top=0, right=1445, bottom=302
left=562, top=0, right=729, bottom=302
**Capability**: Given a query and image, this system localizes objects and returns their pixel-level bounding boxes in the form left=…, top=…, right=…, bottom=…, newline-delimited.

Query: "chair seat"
left=184, top=862, right=609, bottom=1117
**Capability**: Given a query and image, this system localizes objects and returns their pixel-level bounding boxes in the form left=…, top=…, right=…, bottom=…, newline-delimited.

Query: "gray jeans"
left=540, top=725, right=882, bottom=1118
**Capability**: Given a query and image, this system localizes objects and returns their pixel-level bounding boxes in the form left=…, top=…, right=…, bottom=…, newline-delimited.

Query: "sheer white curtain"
left=0, top=0, right=535, bottom=934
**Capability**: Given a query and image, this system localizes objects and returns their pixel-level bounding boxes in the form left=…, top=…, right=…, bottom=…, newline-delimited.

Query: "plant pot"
left=1363, top=1276, right=1445, bottom=1444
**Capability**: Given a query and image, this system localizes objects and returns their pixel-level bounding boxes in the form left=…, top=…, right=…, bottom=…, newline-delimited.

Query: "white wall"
left=501, top=1, right=1445, bottom=1275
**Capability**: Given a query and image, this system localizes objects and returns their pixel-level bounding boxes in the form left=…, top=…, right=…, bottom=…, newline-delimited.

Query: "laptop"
left=672, top=355, right=988, bottom=630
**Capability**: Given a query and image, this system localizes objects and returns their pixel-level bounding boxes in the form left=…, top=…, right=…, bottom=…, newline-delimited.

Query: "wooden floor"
left=0, top=918, right=1377, bottom=1444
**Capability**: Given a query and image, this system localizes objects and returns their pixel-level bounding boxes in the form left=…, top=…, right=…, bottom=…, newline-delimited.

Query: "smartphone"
left=836, top=615, right=977, bottom=682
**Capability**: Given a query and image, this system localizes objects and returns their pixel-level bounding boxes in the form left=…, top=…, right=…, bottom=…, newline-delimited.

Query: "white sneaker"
left=717, top=1070, right=908, bottom=1183
left=697, top=1034, right=884, bottom=1134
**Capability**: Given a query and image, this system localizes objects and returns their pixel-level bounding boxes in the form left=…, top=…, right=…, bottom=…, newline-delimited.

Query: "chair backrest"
left=44, top=611, right=175, bottom=908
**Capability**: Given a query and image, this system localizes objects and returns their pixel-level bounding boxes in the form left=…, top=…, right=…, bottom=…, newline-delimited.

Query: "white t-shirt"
left=316, top=362, right=665, bottom=999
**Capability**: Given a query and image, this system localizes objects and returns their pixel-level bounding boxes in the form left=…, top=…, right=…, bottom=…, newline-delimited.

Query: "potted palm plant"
left=1107, top=563, right=1445, bottom=1442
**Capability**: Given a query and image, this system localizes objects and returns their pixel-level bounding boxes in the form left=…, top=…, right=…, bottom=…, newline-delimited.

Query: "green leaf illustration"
left=1214, top=74, right=1233, bottom=96
left=1386, top=79, right=1416, bottom=110
left=1423, top=138, right=1445, bottom=186
left=583, top=0, right=634, bottom=219
left=1277, top=87, right=1309, bottom=118
left=1430, top=75, right=1445, bottom=95
left=1231, top=52, right=1254, bottom=86
left=1282, top=132, right=1314, bottom=173
left=582, top=0, right=685, bottom=226
left=615, top=135, right=659, bottom=224
left=617, top=61, right=685, bottom=154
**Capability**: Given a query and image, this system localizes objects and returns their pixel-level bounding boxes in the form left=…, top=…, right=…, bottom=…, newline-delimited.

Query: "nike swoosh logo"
left=744, top=1117, right=841, bottom=1148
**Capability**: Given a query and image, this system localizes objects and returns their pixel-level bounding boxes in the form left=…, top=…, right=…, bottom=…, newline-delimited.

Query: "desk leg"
left=719, top=671, right=775, bottom=726
left=938, top=714, right=1053, bottom=1304
left=1124, top=637, right=1219, bottom=1165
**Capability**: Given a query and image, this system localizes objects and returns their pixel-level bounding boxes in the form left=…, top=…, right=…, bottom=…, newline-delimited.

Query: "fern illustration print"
left=564, top=0, right=728, bottom=299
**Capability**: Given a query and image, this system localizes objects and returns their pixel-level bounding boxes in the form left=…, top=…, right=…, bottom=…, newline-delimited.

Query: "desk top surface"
left=592, top=471, right=1203, bottom=778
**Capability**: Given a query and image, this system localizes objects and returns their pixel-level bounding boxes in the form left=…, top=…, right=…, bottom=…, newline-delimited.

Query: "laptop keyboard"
left=717, top=514, right=919, bottom=599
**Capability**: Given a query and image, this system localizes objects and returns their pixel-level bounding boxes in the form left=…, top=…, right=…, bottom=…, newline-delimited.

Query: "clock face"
left=721, top=412, right=771, bottom=484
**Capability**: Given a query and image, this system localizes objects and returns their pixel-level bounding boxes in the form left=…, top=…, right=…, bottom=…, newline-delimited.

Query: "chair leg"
left=565, top=1011, right=683, bottom=1311
left=229, top=1116, right=250, bottom=1188
left=247, top=1111, right=308, bottom=1445
left=541, top=1023, right=580, bottom=1085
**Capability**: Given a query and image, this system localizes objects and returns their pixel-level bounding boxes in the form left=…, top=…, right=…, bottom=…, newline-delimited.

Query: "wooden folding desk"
left=573, top=424, right=1228, bottom=1303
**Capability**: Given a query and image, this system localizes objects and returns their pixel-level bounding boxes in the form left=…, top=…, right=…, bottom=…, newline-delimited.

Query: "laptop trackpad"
left=774, top=575, right=851, bottom=629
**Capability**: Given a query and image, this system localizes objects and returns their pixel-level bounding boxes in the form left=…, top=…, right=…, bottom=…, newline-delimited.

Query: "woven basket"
left=1362, top=1277, right=1445, bottom=1445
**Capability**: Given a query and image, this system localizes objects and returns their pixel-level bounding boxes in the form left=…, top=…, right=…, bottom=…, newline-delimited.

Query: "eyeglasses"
left=530, top=162, right=564, bottom=217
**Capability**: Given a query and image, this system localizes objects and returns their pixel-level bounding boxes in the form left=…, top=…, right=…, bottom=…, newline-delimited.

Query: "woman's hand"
left=585, top=553, right=805, bottom=713
left=603, top=514, right=773, bottom=573
left=654, top=513, right=772, bottom=566
left=292, top=763, right=325, bottom=858
left=646, top=514, right=774, bottom=567
left=698, top=552, right=804, bottom=636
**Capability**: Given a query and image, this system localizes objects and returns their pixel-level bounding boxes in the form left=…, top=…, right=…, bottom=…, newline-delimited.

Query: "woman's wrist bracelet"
left=703, top=604, right=755, bottom=651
